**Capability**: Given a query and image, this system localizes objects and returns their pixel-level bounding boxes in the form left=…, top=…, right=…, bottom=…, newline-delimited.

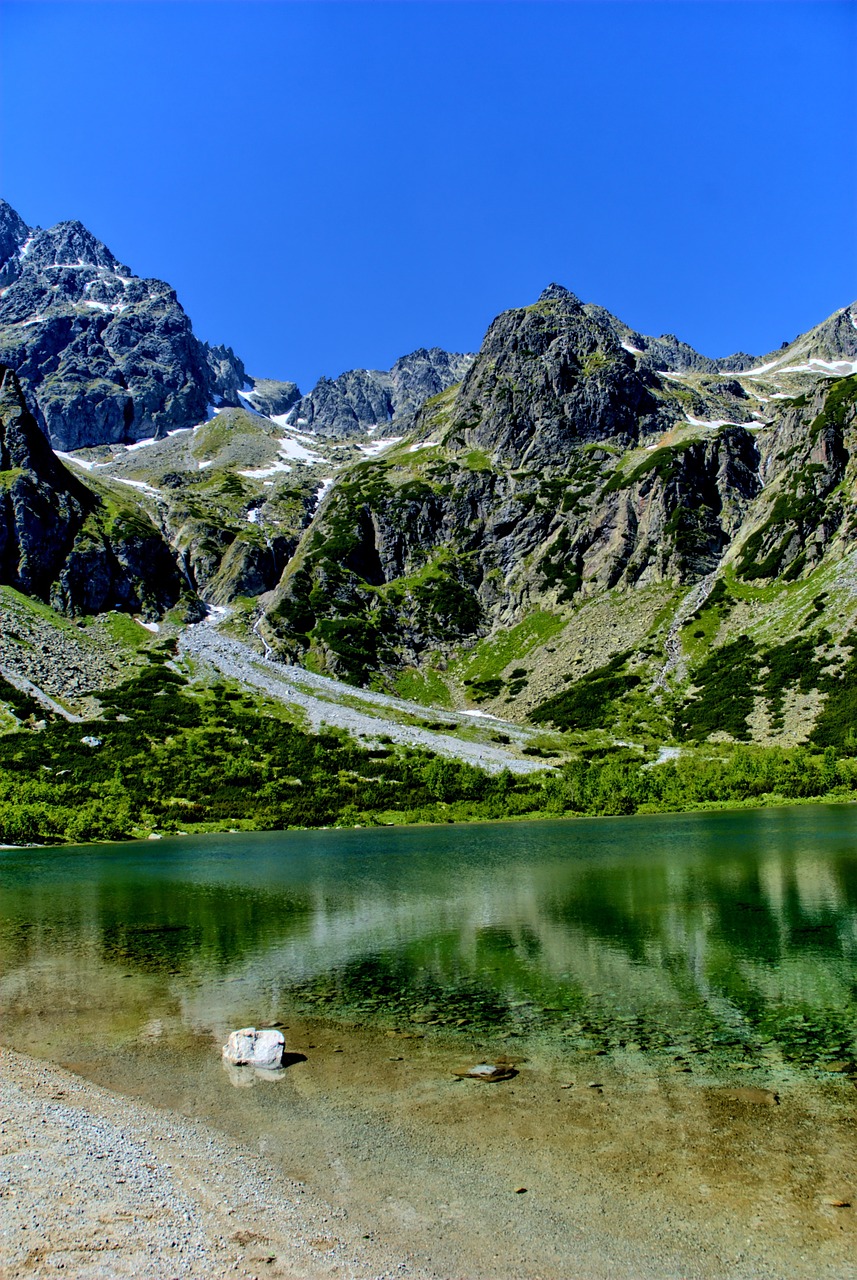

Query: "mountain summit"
left=0, top=200, right=246, bottom=450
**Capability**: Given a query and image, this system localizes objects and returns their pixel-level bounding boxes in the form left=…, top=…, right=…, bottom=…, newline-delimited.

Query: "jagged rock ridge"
left=262, top=285, right=857, bottom=703
left=286, top=348, right=476, bottom=438
left=0, top=200, right=245, bottom=451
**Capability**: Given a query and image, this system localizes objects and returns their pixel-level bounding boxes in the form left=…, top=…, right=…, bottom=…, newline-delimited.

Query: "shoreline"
left=2, top=789, right=856, bottom=851
left=0, top=1045, right=435, bottom=1280
left=2, top=1022, right=856, bottom=1280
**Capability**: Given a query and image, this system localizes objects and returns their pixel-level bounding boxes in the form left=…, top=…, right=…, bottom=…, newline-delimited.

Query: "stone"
left=222, top=1027, right=284, bottom=1069
left=452, top=1062, right=517, bottom=1082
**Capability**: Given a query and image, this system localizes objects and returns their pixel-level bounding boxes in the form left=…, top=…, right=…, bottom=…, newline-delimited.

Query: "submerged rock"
left=222, top=1027, right=284, bottom=1068
left=452, top=1062, right=517, bottom=1082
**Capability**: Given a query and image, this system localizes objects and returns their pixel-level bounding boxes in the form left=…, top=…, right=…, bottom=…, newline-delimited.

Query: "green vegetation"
left=677, top=636, right=757, bottom=741
left=676, top=624, right=857, bottom=748
left=601, top=440, right=697, bottom=495
left=538, top=530, right=583, bottom=601
left=735, top=479, right=830, bottom=580
left=463, top=448, right=492, bottom=472
left=4, top=653, right=857, bottom=846
left=453, top=611, right=565, bottom=685
left=394, top=667, right=453, bottom=707
left=808, top=373, right=857, bottom=437
left=809, top=633, right=857, bottom=750
left=530, top=652, right=641, bottom=731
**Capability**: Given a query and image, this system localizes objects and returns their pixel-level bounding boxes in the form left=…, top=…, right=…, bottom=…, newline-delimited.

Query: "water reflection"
left=1, top=806, right=855, bottom=1073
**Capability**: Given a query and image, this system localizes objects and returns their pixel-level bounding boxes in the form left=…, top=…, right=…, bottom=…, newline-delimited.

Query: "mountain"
left=0, top=364, right=184, bottom=617
left=0, top=200, right=246, bottom=451
left=262, top=285, right=857, bottom=747
left=2, top=199, right=857, bottom=755
left=279, top=348, right=476, bottom=439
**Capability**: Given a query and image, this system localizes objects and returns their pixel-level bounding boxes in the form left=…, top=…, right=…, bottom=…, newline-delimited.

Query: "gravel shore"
left=3, top=1033, right=855, bottom=1280
left=0, top=1047, right=432, bottom=1280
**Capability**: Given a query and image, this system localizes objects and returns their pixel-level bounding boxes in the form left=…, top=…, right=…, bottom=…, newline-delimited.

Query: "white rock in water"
left=222, top=1027, right=284, bottom=1068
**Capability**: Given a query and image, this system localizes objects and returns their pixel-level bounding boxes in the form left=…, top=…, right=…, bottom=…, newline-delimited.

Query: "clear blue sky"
left=2, top=2, right=855, bottom=390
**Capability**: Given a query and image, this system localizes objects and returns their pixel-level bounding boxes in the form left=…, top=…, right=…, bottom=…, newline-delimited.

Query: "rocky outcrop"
left=243, top=378, right=300, bottom=418
left=0, top=200, right=246, bottom=450
left=0, top=363, right=186, bottom=617
left=287, top=347, right=475, bottom=438
left=0, top=364, right=92, bottom=596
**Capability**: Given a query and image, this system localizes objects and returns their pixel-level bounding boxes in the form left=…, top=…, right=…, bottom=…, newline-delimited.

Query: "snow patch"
left=621, top=341, right=644, bottom=355
left=198, top=460, right=214, bottom=470
left=277, top=436, right=323, bottom=464
left=237, top=461, right=293, bottom=479
left=313, top=477, right=335, bottom=509
left=684, top=414, right=766, bottom=430
left=137, top=620, right=160, bottom=633
left=407, top=440, right=439, bottom=453
left=236, top=391, right=268, bottom=418
left=246, top=507, right=261, bottom=524
left=460, top=709, right=502, bottom=720
left=357, top=436, right=402, bottom=458
left=83, top=299, right=126, bottom=315
left=775, top=357, right=857, bottom=376
left=125, top=436, right=157, bottom=452
left=54, top=450, right=97, bottom=472
left=111, top=476, right=162, bottom=498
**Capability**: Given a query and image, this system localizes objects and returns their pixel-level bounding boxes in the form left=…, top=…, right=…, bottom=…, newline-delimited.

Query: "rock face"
left=0, top=363, right=92, bottom=596
left=0, top=364, right=186, bottom=617
left=0, top=200, right=245, bottom=450
left=242, top=378, right=301, bottom=418
left=288, top=347, right=476, bottom=439
left=222, top=1028, right=284, bottom=1068
left=263, top=287, right=857, bottom=693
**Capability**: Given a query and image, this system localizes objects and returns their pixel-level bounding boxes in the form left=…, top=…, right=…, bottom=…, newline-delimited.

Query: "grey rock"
left=0, top=363, right=187, bottom=618
left=244, top=377, right=301, bottom=418
left=0, top=200, right=246, bottom=450
left=289, top=347, right=475, bottom=439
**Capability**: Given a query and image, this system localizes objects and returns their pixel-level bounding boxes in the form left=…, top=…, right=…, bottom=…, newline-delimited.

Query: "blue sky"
left=2, top=2, right=855, bottom=390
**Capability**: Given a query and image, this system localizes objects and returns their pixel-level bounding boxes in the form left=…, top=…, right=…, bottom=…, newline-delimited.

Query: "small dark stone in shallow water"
left=453, top=1063, right=517, bottom=1082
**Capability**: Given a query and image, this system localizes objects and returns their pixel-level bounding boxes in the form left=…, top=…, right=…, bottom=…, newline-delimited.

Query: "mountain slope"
left=3, top=197, right=857, bottom=756
left=0, top=364, right=186, bottom=617
left=261, top=286, right=857, bottom=749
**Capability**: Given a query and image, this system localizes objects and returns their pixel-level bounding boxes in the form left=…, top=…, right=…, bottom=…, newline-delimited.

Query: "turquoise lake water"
left=1, top=805, right=855, bottom=1076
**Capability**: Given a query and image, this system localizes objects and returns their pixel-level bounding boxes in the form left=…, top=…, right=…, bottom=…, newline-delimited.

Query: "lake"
left=2, top=805, right=856, bottom=1074
left=2, top=806, right=856, bottom=1277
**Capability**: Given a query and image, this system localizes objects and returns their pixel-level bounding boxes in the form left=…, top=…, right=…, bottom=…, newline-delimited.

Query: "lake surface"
left=2, top=805, right=856, bottom=1077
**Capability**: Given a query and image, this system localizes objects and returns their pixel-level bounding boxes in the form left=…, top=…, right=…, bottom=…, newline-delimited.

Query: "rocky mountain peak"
left=538, top=283, right=582, bottom=306
left=0, top=200, right=29, bottom=282
left=0, top=366, right=86, bottom=491
left=0, top=200, right=246, bottom=450
left=23, top=219, right=128, bottom=274
left=288, top=346, right=476, bottom=439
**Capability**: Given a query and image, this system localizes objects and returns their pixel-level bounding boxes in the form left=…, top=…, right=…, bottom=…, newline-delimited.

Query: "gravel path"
left=179, top=623, right=550, bottom=775
left=0, top=1047, right=433, bottom=1280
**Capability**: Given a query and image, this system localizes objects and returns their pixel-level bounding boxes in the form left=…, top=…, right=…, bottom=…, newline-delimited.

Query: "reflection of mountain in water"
left=0, top=809, right=855, bottom=1069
